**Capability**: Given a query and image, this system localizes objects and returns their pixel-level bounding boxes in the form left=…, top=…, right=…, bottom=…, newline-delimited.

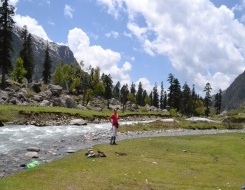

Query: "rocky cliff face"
left=221, top=70, right=245, bottom=111
left=11, top=26, right=77, bottom=80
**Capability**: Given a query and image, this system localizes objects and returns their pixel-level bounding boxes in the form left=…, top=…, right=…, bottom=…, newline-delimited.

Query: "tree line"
left=0, top=0, right=222, bottom=117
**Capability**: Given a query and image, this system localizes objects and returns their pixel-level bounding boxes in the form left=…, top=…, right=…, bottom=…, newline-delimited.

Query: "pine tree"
left=180, top=82, right=192, bottom=116
left=102, top=74, right=113, bottom=109
left=214, top=89, right=222, bottom=115
left=89, top=67, right=104, bottom=96
left=167, top=73, right=175, bottom=108
left=191, top=84, right=196, bottom=115
left=0, top=0, right=15, bottom=89
left=163, top=91, right=167, bottom=109
left=81, top=70, right=91, bottom=106
left=204, top=82, right=212, bottom=117
left=142, top=90, right=148, bottom=106
left=113, top=81, right=120, bottom=100
left=42, top=42, right=52, bottom=84
left=149, top=91, right=153, bottom=106
left=172, top=78, right=182, bottom=111
left=130, top=82, right=136, bottom=96
left=136, top=82, right=143, bottom=106
left=19, top=25, right=34, bottom=82
left=69, top=61, right=83, bottom=94
left=152, top=83, right=159, bottom=108
left=121, top=84, right=129, bottom=112
left=160, top=81, right=164, bottom=109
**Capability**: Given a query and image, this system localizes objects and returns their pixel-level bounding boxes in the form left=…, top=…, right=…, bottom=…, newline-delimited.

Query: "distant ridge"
left=221, top=70, right=245, bottom=111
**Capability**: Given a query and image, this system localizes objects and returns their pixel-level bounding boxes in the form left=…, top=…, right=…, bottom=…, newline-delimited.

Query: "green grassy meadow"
left=1, top=133, right=244, bottom=190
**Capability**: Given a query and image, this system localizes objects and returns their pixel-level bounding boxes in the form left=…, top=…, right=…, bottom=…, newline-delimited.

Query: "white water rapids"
left=0, top=120, right=153, bottom=154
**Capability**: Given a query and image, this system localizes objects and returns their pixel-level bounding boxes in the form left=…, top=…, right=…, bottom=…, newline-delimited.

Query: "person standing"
left=108, top=109, right=119, bottom=145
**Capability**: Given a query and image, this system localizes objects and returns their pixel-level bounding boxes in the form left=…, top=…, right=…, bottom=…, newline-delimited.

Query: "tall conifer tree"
left=0, top=0, right=15, bottom=88
left=172, top=78, right=181, bottom=111
left=204, top=82, right=212, bottom=117
left=121, top=84, right=129, bottom=112
left=167, top=73, right=175, bottom=108
left=160, top=81, right=164, bottom=109
left=136, top=82, right=143, bottom=106
left=152, top=83, right=159, bottom=108
left=103, top=74, right=113, bottom=109
left=42, top=42, right=52, bottom=84
left=113, top=81, right=121, bottom=100
left=214, top=89, right=222, bottom=115
left=19, top=25, right=34, bottom=82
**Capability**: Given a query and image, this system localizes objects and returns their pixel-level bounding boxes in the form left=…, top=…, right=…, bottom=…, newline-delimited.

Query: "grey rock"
left=25, top=152, right=39, bottom=158
left=0, top=90, right=8, bottom=100
left=49, top=84, right=63, bottom=96
left=77, top=104, right=87, bottom=110
left=40, top=100, right=52, bottom=107
left=66, top=149, right=76, bottom=153
left=70, top=119, right=87, bottom=125
left=58, top=95, right=77, bottom=108
left=33, top=95, right=43, bottom=102
left=31, top=82, right=42, bottom=93
left=0, top=172, right=5, bottom=178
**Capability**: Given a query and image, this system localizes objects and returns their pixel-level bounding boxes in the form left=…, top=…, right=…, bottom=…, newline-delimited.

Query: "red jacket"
left=109, top=114, right=119, bottom=128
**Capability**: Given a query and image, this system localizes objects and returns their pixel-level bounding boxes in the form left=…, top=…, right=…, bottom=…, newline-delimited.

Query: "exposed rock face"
left=221, top=70, right=245, bottom=111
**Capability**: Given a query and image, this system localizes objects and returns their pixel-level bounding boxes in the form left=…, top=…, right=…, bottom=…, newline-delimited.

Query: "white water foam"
left=0, top=120, right=153, bottom=154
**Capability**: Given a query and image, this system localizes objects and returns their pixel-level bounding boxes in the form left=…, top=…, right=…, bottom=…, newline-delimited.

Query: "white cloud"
left=48, top=20, right=55, bottom=26
left=64, top=4, right=74, bottom=18
left=98, top=0, right=245, bottom=95
left=9, top=0, right=19, bottom=6
left=13, top=14, right=51, bottom=41
left=67, top=28, right=132, bottom=85
left=135, top=78, right=153, bottom=94
left=97, top=0, right=124, bottom=19
left=105, top=31, right=119, bottom=38
left=232, top=0, right=245, bottom=12
left=123, top=31, right=132, bottom=38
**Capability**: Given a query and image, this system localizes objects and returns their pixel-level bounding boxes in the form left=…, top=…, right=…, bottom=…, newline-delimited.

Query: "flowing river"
left=0, top=120, right=152, bottom=155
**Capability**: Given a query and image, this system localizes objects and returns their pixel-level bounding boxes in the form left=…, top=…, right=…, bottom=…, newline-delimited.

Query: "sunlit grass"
left=0, top=105, right=168, bottom=123
left=120, top=119, right=244, bottom=131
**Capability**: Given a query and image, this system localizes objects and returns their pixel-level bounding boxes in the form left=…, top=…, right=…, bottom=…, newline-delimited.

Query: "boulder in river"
left=70, top=119, right=87, bottom=125
left=25, top=152, right=39, bottom=158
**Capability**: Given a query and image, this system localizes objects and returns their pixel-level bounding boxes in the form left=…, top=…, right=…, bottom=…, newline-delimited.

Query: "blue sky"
left=9, top=0, right=245, bottom=96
